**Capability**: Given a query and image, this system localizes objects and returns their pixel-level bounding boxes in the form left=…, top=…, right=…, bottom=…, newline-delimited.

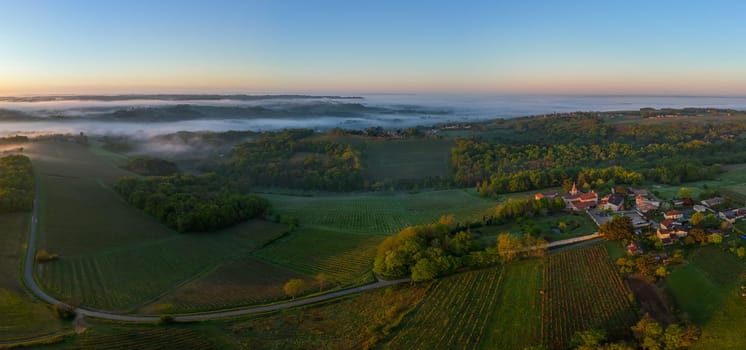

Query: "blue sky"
left=1, top=0, right=746, bottom=94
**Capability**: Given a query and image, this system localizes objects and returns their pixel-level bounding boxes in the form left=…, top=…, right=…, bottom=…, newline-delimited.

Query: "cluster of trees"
left=125, top=157, right=179, bottom=176
left=615, top=253, right=676, bottom=280
left=570, top=316, right=698, bottom=349
left=452, top=138, right=675, bottom=188
left=630, top=316, right=699, bottom=350
left=373, top=216, right=470, bottom=282
left=599, top=216, right=635, bottom=241
left=489, top=197, right=567, bottom=224
left=0, top=155, right=34, bottom=213
left=115, top=173, right=270, bottom=232
left=495, top=233, right=548, bottom=263
left=645, top=160, right=721, bottom=185
left=373, top=208, right=556, bottom=281
left=477, top=165, right=646, bottom=197
left=228, top=129, right=364, bottom=191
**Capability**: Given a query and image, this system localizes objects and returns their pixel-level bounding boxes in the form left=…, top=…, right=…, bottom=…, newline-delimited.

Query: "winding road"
left=22, top=174, right=602, bottom=323
left=22, top=176, right=409, bottom=322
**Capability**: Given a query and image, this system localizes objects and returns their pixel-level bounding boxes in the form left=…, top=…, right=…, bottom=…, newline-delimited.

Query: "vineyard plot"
left=542, top=244, right=638, bottom=349
left=386, top=267, right=504, bottom=350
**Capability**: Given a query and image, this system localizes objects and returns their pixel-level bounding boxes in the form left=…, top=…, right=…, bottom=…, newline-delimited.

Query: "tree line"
left=453, top=136, right=727, bottom=196
left=0, top=155, right=34, bottom=213
left=115, top=173, right=270, bottom=233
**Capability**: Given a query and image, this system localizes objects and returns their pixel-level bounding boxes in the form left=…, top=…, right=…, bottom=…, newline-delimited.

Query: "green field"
left=22, top=140, right=501, bottom=313
left=692, top=286, right=746, bottom=350
left=653, top=163, right=746, bottom=201
left=542, top=244, right=638, bottom=349
left=27, top=141, right=305, bottom=311
left=666, top=246, right=745, bottom=324
left=481, top=260, right=543, bottom=350
left=314, top=134, right=454, bottom=181
left=141, top=256, right=315, bottom=314
left=363, top=138, right=454, bottom=181
left=264, top=189, right=498, bottom=235
left=665, top=246, right=746, bottom=350
left=477, top=212, right=597, bottom=244
left=0, top=212, right=67, bottom=342
left=386, top=266, right=505, bottom=350
left=253, top=227, right=382, bottom=287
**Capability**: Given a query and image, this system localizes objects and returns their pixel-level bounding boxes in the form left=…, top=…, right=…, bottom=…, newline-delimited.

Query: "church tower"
left=570, top=182, right=578, bottom=195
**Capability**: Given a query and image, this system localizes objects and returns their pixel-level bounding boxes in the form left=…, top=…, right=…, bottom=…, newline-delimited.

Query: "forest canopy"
left=125, top=157, right=179, bottom=176
left=227, top=129, right=364, bottom=191
left=115, top=173, right=270, bottom=233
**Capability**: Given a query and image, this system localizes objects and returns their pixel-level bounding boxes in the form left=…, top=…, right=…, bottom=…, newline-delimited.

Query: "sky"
left=2, top=0, right=746, bottom=95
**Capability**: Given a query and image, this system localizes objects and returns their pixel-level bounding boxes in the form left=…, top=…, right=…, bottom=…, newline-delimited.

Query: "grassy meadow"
left=264, top=189, right=498, bottom=235
left=477, top=212, right=597, bottom=245
left=27, top=141, right=300, bottom=312
left=665, top=246, right=746, bottom=349
left=314, top=134, right=454, bottom=181
left=480, top=260, right=544, bottom=350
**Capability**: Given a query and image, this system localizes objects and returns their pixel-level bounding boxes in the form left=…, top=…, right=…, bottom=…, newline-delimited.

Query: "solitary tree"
left=315, top=273, right=331, bottom=292
left=678, top=187, right=693, bottom=199
left=283, top=278, right=306, bottom=299
left=690, top=212, right=705, bottom=227
left=496, top=233, right=522, bottom=262
left=599, top=216, right=634, bottom=241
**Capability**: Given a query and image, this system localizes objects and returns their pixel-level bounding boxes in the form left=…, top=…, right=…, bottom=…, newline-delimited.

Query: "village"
left=535, top=183, right=746, bottom=257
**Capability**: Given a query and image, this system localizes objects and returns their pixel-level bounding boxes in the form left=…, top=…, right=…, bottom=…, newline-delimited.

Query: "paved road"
left=22, top=174, right=603, bottom=323
left=22, top=176, right=410, bottom=322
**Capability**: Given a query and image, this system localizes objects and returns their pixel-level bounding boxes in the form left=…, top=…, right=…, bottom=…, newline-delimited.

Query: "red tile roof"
left=660, top=219, right=675, bottom=229
left=570, top=200, right=596, bottom=210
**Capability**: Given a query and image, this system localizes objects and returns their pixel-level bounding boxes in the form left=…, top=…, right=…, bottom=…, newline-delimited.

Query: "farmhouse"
left=664, top=210, right=683, bottom=220
left=601, top=194, right=625, bottom=211
left=659, top=219, right=676, bottom=230
left=701, top=197, right=725, bottom=208
left=656, top=219, right=689, bottom=245
left=718, top=208, right=746, bottom=224
left=656, top=229, right=673, bottom=245
left=693, top=205, right=707, bottom=213
left=636, top=195, right=660, bottom=213
left=628, top=188, right=648, bottom=197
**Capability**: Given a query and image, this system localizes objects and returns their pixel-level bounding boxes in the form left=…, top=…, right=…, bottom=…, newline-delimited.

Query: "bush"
left=53, top=304, right=76, bottom=320
left=35, top=249, right=59, bottom=262
left=159, top=314, right=175, bottom=325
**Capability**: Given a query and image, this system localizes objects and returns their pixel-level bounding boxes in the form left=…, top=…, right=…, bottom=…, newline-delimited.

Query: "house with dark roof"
left=701, top=197, right=725, bottom=208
